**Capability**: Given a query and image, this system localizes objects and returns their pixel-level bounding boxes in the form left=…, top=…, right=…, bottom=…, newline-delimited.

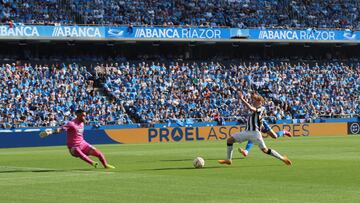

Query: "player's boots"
left=238, top=148, right=248, bottom=157
left=282, top=156, right=292, bottom=166
left=284, top=130, right=292, bottom=137
left=217, top=160, right=232, bottom=165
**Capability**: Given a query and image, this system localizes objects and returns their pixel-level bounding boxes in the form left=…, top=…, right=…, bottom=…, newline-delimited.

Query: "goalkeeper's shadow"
left=0, top=168, right=111, bottom=173
left=0, top=168, right=66, bottom=173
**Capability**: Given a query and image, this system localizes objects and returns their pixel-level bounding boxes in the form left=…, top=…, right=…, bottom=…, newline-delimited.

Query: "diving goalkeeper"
left=40, top=109, right=115, bottom=169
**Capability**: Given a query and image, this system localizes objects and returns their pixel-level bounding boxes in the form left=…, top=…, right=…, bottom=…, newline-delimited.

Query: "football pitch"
left=0, top=136, right=359, bottom=203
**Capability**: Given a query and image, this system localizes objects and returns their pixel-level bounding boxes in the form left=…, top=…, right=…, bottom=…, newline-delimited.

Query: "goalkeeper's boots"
left=105, top=164, right=115, bottom=169
left=92, top=162, right=99, bottom=168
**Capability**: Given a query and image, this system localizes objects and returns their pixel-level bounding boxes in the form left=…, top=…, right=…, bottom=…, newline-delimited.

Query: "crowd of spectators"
left=68, top=0, right=360, bottom=29
left=0, top=60, right=358, bottom=128
left=1, top=0, right=74, bottom=25
left=1, top=0, right=359, bottom=29
left=99, top=61, right=359, bottom=125
left=0, top=62, right=130, bottom=128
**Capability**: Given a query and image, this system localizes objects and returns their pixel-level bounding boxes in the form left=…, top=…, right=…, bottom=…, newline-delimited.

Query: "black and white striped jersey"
left=245, top=106, right=265, bottom=131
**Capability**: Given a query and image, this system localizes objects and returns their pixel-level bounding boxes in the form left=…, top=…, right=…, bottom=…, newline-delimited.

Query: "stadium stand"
left=2, top=0, right=75, bottom=25
left=0, top=1, right=358, bottom=128
left=0, top=62, right=131, bottom=128
left=3, top=0, right=359, bottom=28
left=1, top=59, right=358, bottom=128
left=100, top=60, right=359, bottom=124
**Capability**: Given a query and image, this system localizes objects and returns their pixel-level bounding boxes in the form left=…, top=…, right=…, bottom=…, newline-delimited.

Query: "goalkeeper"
left=40, top=109, right=115, bottom=169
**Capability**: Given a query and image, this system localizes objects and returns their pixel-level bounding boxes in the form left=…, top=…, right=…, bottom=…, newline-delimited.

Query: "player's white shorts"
left=231, top=130, right=267, bottom=149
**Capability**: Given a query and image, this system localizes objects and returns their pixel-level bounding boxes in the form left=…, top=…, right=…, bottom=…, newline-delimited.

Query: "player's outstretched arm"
left=39, top=128, right=63, bottom=138
left=239, top=92, right=256, bottom=112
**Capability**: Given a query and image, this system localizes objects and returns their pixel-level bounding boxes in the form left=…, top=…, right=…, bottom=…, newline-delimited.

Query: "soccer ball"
left=193, top=157, right=205, bottom=168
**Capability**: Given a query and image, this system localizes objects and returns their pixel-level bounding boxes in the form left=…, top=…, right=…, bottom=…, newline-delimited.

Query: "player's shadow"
left=150, top=165, right=224, bottom=171
left=160, top=157, right=244, bottom=162
left=150, top=163, right=280, bottom=171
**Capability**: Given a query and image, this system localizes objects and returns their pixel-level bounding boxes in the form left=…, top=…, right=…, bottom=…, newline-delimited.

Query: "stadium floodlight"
left=152, top=42, right=160, bottom=46
left=276, top=42, right=289, bottom=46
left=335, top=43, right=342, bottom=48
left=18, top=41, right=27, bottom=46
left=67, top=41, right=75, bottom=46
left=123, top=41, right=137, bottom=44
left=189, top=42, right=196, bottom=47
left=203, top=41, right=216, bottom=45
left=264, top=43, right=272, bottom=47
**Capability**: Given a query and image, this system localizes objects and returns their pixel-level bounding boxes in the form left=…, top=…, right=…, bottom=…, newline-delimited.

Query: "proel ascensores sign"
left=104, top=123, right=347, bottom=144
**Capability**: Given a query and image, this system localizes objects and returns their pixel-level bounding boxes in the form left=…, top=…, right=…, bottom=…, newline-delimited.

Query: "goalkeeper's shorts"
left=68, top=141, right=96, bottom=157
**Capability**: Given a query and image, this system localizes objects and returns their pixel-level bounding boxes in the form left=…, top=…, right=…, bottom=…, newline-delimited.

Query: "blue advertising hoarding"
left=248, top=28, right=359, bottom=41
left=0, top=25, right=105, bottom=39
left=106, top=26, right=234, bottom=39
left=0, top=25, right=358, bottom=42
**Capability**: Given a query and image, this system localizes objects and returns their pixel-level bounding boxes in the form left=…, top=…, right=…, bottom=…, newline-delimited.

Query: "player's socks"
left=218, top=143, right=234, bottom=165
left=73, top=148, right=95, bottom=166
left=238, top=141, right=252, bottom=157
left=245, top=141, right=253, bottom=152
left=91, top=149, right=108, bottom=168
left=226, top=143, right=233, bottom=160
left=276, top=130, right=292, bottom=137
left=266, top=148, right=284, bottom=160
left=276, top=131, right=285, bottom=137
left=105, top=164, right=116, bottom=169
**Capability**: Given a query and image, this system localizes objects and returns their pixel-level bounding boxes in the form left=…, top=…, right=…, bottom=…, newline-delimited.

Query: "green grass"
left=1, top=136, right=360, bottom=203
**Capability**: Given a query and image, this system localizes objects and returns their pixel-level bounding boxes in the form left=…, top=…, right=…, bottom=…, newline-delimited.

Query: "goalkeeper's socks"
left=90, top=149, right=108, bottom=168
